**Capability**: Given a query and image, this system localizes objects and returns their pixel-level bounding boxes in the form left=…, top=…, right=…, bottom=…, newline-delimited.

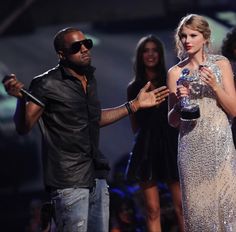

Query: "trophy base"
left=181, top=105, right=200, bottom=121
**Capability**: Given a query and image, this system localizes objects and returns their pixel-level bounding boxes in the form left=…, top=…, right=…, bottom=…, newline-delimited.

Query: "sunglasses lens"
left=70, top=43, right=82, bottom=54
left=69, top=39, right=93, bottom=54
left=83, top=39, right=93, bottom=49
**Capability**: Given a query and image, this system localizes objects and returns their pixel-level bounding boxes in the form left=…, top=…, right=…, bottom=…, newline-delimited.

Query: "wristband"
left=125, top=102, right=133, bottom=114
left=129, top=100, right=138, bottom=113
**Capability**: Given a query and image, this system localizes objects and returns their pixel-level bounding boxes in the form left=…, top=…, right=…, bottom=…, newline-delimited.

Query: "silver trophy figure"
left=177, top=68, right=200, bottom=120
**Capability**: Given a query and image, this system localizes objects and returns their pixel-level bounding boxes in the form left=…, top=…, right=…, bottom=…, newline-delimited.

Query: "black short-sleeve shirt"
left=29, top=65, right=101, bottom=189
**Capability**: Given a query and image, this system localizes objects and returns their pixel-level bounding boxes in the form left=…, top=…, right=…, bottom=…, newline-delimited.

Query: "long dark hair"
left=132, top=34, right=167, bottom=86
left=221, top=26, right=236, bottom=61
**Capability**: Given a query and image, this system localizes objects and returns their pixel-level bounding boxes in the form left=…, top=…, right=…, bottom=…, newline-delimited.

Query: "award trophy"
left=177, top=68, right=200, bottom=120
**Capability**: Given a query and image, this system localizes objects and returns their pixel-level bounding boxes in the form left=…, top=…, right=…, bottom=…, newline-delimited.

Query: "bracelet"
left=125, top=102, right=133, bottom=114
left=129, top=100, right=138, bottom=113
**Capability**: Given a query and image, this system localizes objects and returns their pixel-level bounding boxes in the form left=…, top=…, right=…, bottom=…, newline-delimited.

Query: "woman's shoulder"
left=207, top=54, right=231, bottom=71
left=167, top=62, right=184, bottom=79
left=208, top=54, right=229, bottom=64
left=127, top=80, right=143, bottom=92
left=168, top=58, right=188, bottom=73
left=168, top=65, right=179, bottom=74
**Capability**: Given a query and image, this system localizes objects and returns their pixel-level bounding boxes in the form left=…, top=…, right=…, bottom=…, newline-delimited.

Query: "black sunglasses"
left=67, top=39, right=93, bottom=54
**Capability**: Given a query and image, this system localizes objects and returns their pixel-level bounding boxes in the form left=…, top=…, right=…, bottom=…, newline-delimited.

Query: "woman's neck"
left=145, top=68, right=157, bottom=81
left=186, top=52, right=206, bottom=70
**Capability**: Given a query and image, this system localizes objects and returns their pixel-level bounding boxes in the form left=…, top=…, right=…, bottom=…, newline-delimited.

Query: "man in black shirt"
left=3, top=27, right=169, bottom=232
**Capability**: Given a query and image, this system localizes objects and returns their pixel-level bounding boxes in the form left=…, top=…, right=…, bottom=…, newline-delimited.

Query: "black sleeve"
left=29, top=75, right=48, bottom=106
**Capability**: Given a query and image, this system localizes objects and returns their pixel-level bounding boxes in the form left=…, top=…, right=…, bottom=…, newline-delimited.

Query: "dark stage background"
left=0, top=0, right=235, bottom=231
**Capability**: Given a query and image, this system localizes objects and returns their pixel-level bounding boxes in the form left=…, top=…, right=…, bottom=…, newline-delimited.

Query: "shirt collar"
left=59, top=63, right=96, bottom=81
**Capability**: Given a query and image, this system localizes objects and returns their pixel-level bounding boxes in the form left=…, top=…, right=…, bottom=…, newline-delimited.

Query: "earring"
left=202, top=43, right=209, bottom=61
left=203, top=43, right=209, bottom=54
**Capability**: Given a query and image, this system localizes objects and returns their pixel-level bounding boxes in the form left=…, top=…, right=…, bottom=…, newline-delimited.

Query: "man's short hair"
left=53, top=27, right=80, bottom=53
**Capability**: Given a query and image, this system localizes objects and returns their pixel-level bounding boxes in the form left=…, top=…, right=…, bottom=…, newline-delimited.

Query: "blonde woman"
left=167, top=14, right=236, bottom=231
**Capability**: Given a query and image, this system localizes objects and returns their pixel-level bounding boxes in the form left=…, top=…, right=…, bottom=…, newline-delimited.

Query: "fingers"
left=176, top=85, right=189, bottom=99
left=154, top=86, right=169, bottom=95
left=200, top=72, right=216, bottom=87
left=201, top=74, right=213, bottom=82
left=156, top=96, right=166, bottom=104
left=141, top=84, right=169, bottom=104
left=156, top=88, right=169, bottom=97
left=2, top=74, right=16, bottom=85
left=154, top=86, right=169, bottom=104
left=141, top=81, right=151, bottom=92
left=2, top=74, right=24, bottom=98
left=156, top=85, right=168, bottom=91
left=199, top=66, right=216, bottom=84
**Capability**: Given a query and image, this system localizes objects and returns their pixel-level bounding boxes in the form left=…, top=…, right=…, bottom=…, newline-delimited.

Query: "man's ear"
left=58, top=50, right=65, bottom=60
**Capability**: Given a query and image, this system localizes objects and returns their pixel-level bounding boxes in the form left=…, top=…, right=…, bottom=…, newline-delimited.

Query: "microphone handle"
left=20, top=88, right=45, bottom=108
left=1, top=75, right=45, bottom=108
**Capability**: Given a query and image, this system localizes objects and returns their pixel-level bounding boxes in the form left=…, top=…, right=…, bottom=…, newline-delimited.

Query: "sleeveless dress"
left=178, top=54, right=236, bottom=231
left=230, top=61, right=236, bottom=147
left=126, top=81, right=179, bottom=182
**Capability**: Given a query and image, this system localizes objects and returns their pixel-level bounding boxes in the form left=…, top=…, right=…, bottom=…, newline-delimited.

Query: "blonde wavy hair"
left=175, top=14, right=211, bottom=60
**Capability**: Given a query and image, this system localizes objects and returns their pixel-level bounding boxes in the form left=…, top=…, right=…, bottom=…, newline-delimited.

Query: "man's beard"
left=60, top=59, right=91, bottom=75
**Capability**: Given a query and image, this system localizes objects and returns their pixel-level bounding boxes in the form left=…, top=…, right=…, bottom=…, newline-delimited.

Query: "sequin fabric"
left=178, top=54, right=236, bottom=231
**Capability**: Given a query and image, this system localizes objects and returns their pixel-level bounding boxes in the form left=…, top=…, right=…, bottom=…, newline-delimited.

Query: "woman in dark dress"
left=126, top=35, right=184, bottom=232
left=221, top=26, right=236, bottom=147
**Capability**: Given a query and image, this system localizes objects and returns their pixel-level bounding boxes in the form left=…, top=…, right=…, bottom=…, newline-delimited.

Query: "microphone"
left=2, top=75, right=45, bottom=108
left=20, top=88, right=45, bottom=108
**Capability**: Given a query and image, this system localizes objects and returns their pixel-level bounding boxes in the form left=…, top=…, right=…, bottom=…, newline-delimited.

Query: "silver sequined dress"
left=178, top=54, right=236, bottom=231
